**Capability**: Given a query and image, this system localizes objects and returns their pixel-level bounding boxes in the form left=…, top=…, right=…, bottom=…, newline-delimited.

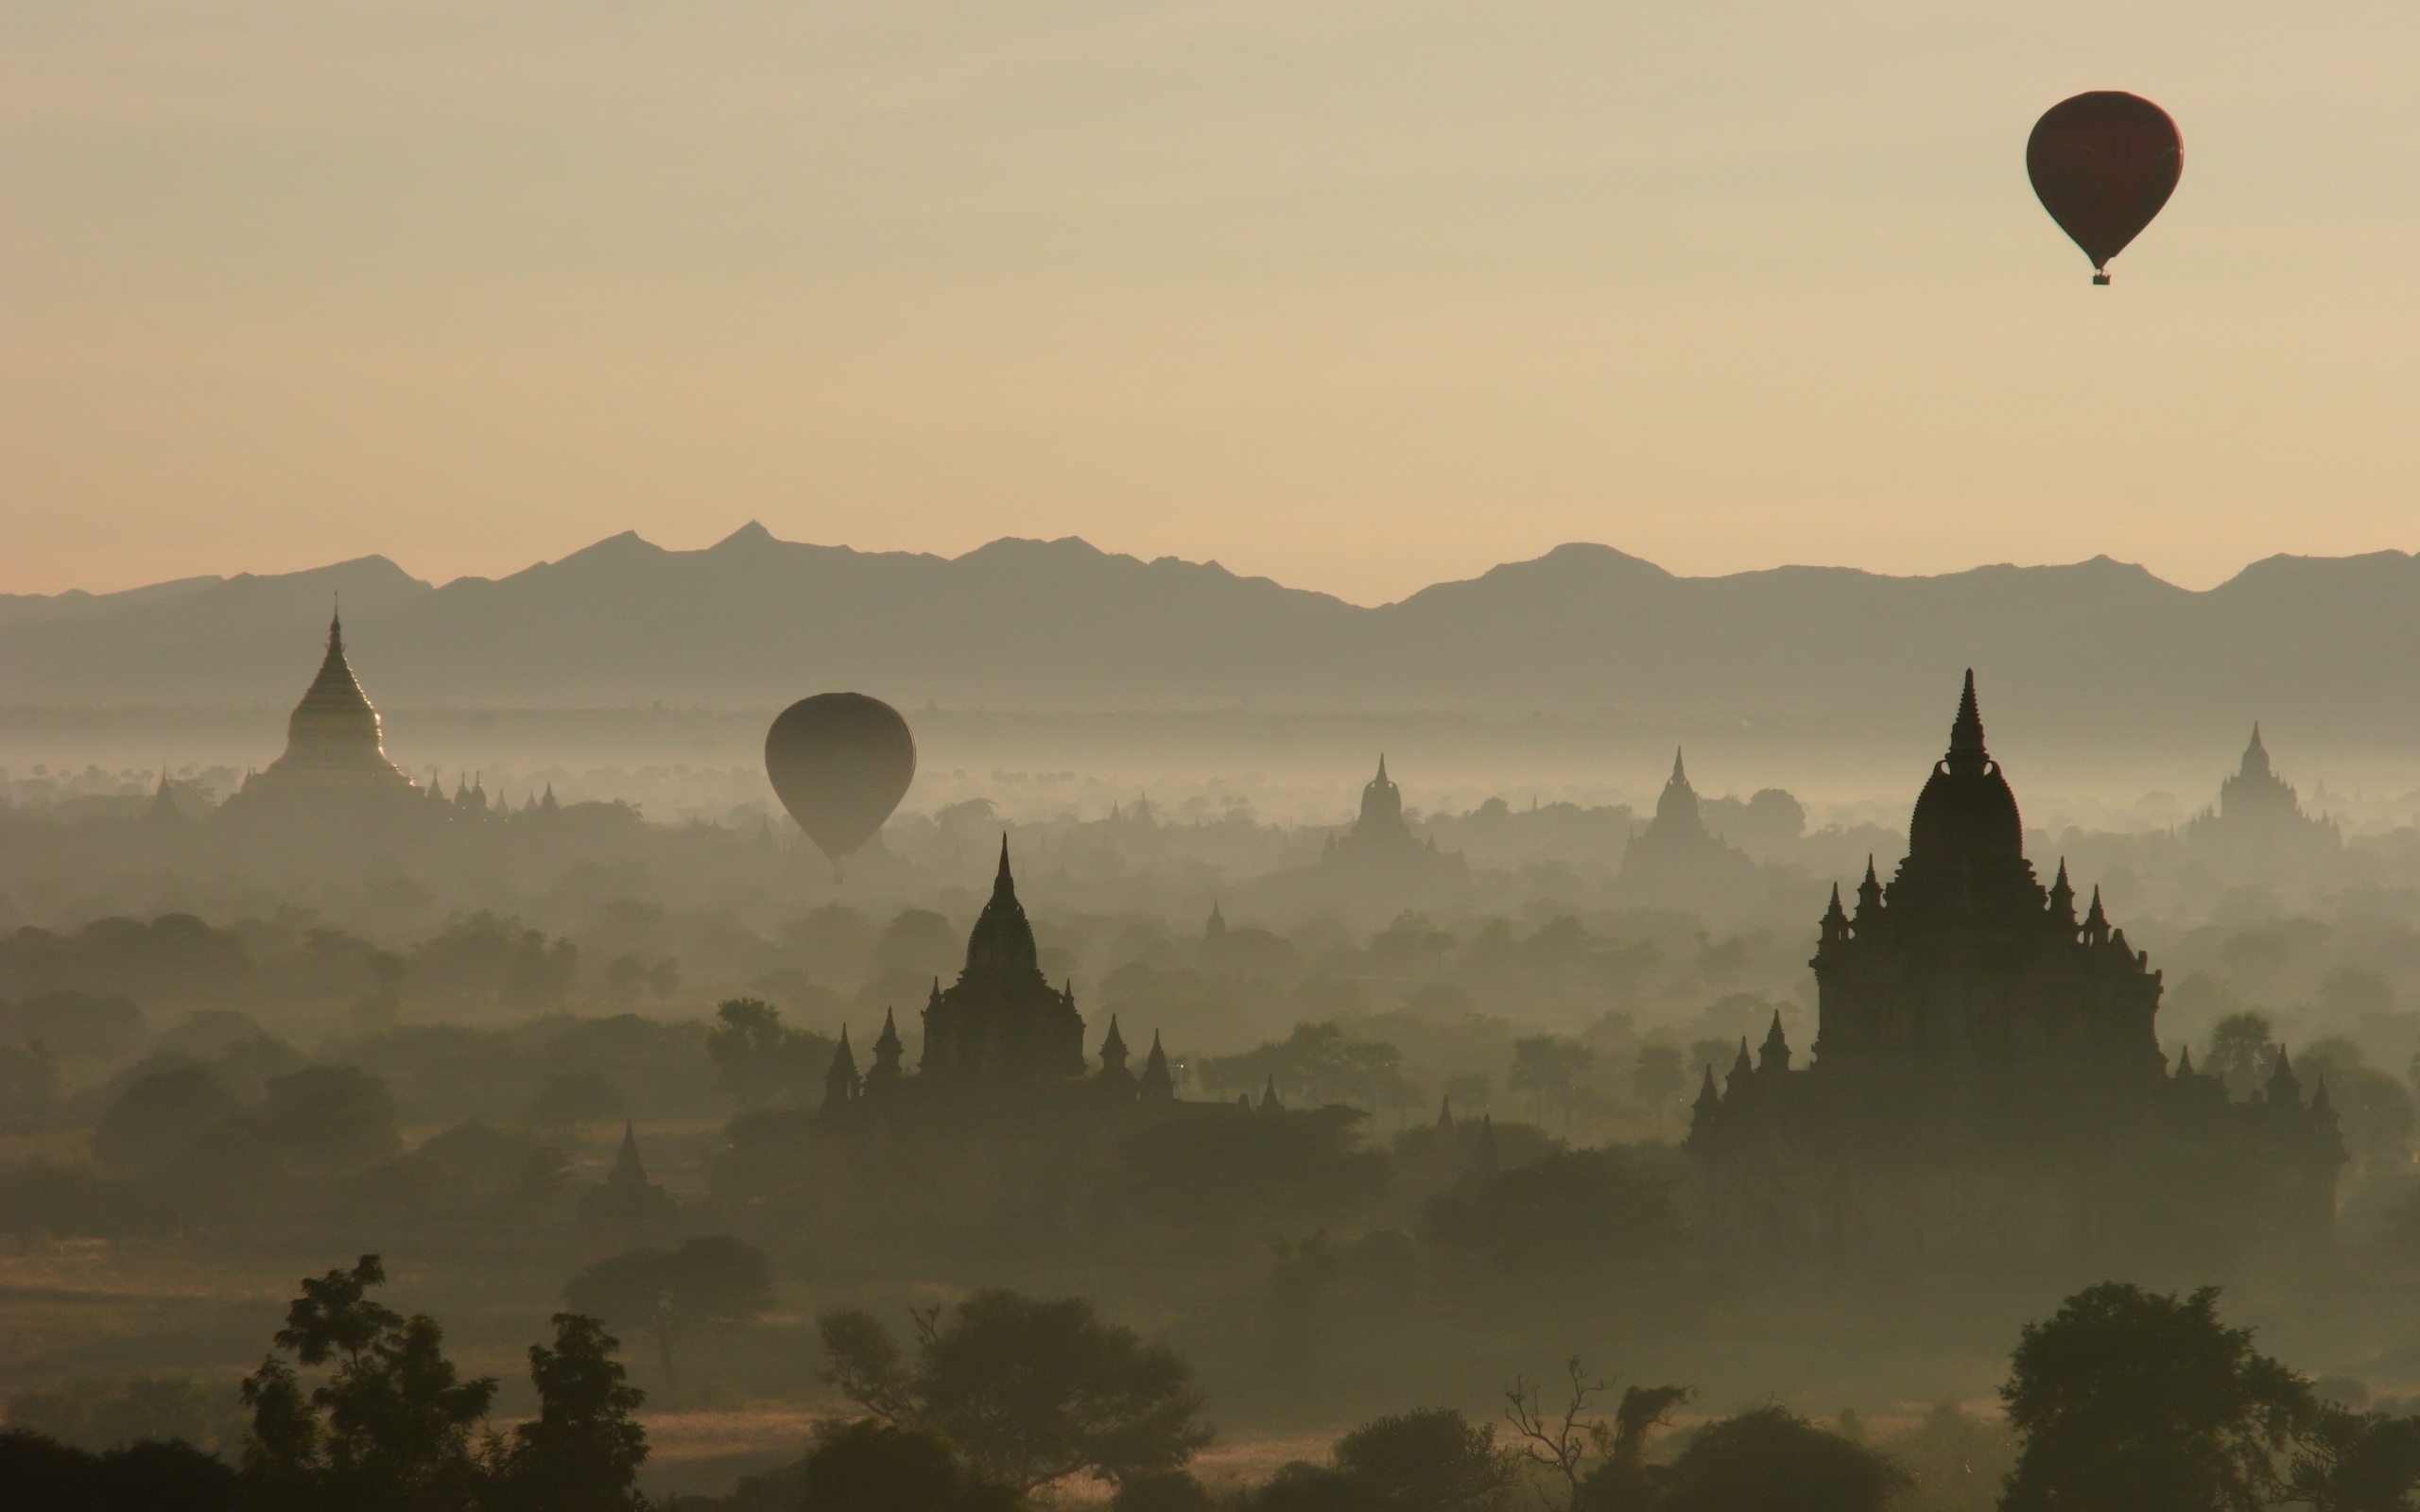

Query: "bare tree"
left=1505, top=1358, right=1610, bottom=1510
left=1504, top=1360, right=1691, bottom=1512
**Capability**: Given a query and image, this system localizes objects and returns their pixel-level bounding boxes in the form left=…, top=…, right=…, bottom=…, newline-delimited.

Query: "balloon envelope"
left=765, top=694, right=917, bottom=864
left=2027, top=92, right=2182, bottom=281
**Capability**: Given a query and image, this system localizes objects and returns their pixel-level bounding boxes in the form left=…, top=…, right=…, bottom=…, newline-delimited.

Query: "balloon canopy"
left=765, top=694, right=917, bottom=867
left=2027, top=92, right=2183, bottom=284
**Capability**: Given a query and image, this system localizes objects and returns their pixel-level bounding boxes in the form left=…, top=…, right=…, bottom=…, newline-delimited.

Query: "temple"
left=226, top=608, right=418, bottom=811
left=915, top=839, right=1088, bottom=1081
left=1288, top=756, right=1467, bottom=904
left=1619, top=748, right=1753, bottom=894
left=818, top=838, right=1180, bottom=1111
left=2186, top=723, right=2340, bottom=868
left=1688, top=673, right=2343, bottom=1268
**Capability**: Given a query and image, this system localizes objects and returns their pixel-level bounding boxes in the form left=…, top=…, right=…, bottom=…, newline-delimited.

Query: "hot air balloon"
left=2027, top=91, right=2182, bottom=284
left=765, top=693, right=916, bottom=870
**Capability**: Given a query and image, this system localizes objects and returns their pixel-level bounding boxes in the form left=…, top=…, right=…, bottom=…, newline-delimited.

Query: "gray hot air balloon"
left=765, top=694, right=916, bottom=868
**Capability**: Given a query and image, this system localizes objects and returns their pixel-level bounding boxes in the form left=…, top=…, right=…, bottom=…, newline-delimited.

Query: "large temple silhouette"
left=1688, top=674, right=2343, bottom=1268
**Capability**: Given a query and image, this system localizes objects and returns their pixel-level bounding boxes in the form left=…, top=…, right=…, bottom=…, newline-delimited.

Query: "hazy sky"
left=4, top=1, right=2415, bottom=604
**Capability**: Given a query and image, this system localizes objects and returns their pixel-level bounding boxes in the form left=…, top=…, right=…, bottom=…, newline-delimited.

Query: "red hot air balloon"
left=765, top=693, right=917, bottom=870
left=2027, top=92, right=2183, bottom=284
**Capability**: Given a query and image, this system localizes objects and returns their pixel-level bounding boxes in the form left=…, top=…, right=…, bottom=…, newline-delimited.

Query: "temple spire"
left=994, top=835, right=1014, bottom=896
left=1670, top=747, right=1687, bottom=788
left=1946, top=669, right=1987, bottom=775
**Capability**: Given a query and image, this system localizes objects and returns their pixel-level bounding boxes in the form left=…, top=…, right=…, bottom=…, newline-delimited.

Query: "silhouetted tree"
left=821, top=1289, right=1211, bottom=1492
left=564, top=1236, right=771, bottom=1388
left=1509, top=1038, right=1595, bottom=1130
left=1571, top=1383, right=1693, bottom=1512
left=1999, top=1282, right=2312, bottom=1512
left=2206, top=1013, right=2277, bottom=1098
left=487, top=1314, right=649, bottom=1511
left=2282, top=1403, right=2420, bottom=1512
left=705, top=998, right=832, bottom=1108
left=239, top=1253, right=497, bottom=1512
left=1332, top=1408, right=1515, bottom=1512
left=0, top=1429, right=244, bottom=1512
left=798, top=1418, right=1020, bottom=1512
left=1506, top=1361, right=1689, bottom=1512
left=1660, top=1406, right=1906, bottom=1512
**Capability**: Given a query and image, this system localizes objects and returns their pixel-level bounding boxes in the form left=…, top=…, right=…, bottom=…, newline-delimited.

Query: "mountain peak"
left=711, top=522, right=781, bottom=552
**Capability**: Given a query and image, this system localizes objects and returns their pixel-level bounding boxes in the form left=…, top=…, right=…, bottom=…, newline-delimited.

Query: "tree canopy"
left=821, top=1288, right=1211, bottom=1492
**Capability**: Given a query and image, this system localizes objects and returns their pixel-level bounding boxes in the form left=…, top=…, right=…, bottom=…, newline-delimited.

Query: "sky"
left=3, top=1, right=2416, bottom=606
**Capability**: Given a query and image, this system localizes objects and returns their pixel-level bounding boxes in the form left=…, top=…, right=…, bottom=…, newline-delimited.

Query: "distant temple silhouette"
left=818, top=838, right=1177, bottom=1114
left=1619, top=748, right=1753, bottom=893
left=1689, top=674, right=2342, bottom=1267
left=2186, top=723, right=2340, bottom=868
left=228, top=609, right=416, bottom=806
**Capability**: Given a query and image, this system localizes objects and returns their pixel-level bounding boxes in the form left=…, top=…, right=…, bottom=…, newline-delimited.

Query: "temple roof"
left=962, top=836, right=1042, bottom=976
left=1906, top=670, right=2024, bottom=868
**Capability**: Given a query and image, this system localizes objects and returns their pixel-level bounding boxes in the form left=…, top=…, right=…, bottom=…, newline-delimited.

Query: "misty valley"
left=6, top=582, right=2420, bottom=1512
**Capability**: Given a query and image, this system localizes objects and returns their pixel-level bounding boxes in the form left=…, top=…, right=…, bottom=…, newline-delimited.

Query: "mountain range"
left=6, top=525, right=2417, bottom=752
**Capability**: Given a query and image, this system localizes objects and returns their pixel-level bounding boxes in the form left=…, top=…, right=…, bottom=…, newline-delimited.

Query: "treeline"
left=10, top=1270, right=2415, bottom=1512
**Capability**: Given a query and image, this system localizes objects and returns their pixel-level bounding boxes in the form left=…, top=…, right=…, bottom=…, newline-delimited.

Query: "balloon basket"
left=2092, top=272, right=2110, bottom=285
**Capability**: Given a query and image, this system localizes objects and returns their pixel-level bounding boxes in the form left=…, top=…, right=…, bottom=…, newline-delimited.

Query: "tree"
left=1509, top=1038, right=1595, bottom=1130
left=250, top=1065, right=404, bottom=1173
left=821, top=1289, right=1212, bottom=1492
left=93, top=1064, right=239, bottom=1176
left=0, top=1429, right=245, bottom=1512
left=1334, top=1408, right=1515, bottom=1512
left=564, top=1235, right=771, bottom=1387
left=488, top=1314, right=649, bottom=1512
left=1572, top=1385, right=1693, bottom=1512
left=799, top=1418, right=1020, bottom=1512
left=2206, top=1013, right=2276, bottom=1097
left=1504, top=1361, right=1688, bottom=1512
left=239, top=1253, right=498, bottom=1511
left=1421, top=1148, right=1680, bottom=1290
left=1660, top=1406, right=1907, bottom=1512
left=705, top=998, right=833, bottom=1108
left=1630, top=1047, right=1686, bottom=1128
left=1999, top=1282, right=2313, bottom=1512
left=2282, top=1404, right=2420, bottom=1512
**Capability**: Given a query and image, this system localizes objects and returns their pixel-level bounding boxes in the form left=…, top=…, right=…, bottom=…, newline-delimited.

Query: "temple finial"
left=1946, top=669, right=1986, bottom=771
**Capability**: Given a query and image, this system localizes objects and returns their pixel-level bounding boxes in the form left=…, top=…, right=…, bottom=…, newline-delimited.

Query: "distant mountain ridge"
left=5, top=526, right=2417, bottom=750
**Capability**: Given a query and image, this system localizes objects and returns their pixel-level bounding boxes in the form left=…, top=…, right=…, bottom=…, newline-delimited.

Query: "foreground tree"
left=821, top=1288, right=1211, bottom=1492
left=1660, top=1406, right=1907, bottom=1512
left=2282, top=1404, right=2420, bottom=1512
left=240, top=1255, right=497, bottom=1512
left=1334, top=1409, right=1516, bottom=1512
left=486, top=1314, right=649, bottom=1512
left=1999, top=1282, right=2312, bottom=1512
left=1504, top=1360, right=1690, bottom=1512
